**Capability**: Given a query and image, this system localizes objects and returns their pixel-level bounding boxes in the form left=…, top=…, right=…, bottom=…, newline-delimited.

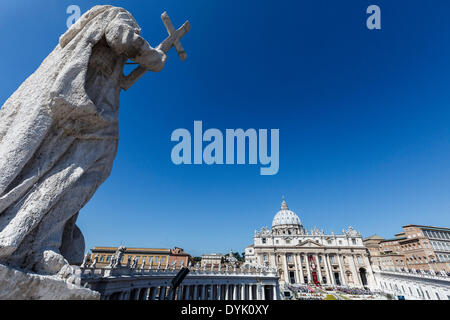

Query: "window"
left=264, top=254, right=268, bottom=261
left=352, top=238, right=356, bottom=245
left=286, top=240, right=291, bottom=244
left=262, top=238, right=266, bottom=244
left=287, top=254, right=293, bottom=263
left=161, top=257, right=165, bottom=263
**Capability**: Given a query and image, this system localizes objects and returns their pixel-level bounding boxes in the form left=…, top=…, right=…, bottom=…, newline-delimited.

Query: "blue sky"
left=1, top=1, right=449, bottom=256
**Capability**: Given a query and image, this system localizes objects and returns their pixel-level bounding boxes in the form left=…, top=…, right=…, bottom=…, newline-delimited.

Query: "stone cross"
left=161, top=12, right=187, bottom=61
left=121, top=12, right=190, bottom=90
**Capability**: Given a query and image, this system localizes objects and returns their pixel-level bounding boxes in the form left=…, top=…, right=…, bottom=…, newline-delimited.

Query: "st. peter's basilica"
left=244, top=199, right=376, bottom=289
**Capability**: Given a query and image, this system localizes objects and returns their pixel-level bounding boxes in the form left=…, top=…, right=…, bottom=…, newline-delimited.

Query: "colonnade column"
left=241, top=284, right=245, bottom=300
left=233, top=285, right=238, bottom=300
left=249, top=285, right=253, bottom=300
left=217, top=284, right=221, bottom=300
left=201, top=285, right=206, bottom=300
left=208, top=285, right=213, bottom=300
left=225, top=285, right=230, bottom=300
left=193, top=285, right=198, bottom=300
left=185, top=285, right=191, bottom=300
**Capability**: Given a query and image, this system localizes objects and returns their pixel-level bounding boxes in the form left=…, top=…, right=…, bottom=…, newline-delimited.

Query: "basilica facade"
left=245, top=199, right=376, bottom=289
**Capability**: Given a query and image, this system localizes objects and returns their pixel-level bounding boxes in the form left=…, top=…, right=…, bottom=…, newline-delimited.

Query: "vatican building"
left=245, top=199, right=376, bottom=290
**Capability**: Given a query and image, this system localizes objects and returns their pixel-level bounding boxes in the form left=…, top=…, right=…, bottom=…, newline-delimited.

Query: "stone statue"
left=126, top=256, right=132, bottom=268
left=140, top=259, right=146, bottom=270
left=91, top=256, right=98, bottom=268
left=110, top=246, right=126, bottom=268
left=80, top=253, right=91, bottom=268
left=131, top=256, right=138, bottom=268
left=148, top=257, right=153, bottom=269
left=0, top=5, right=189, bottom=277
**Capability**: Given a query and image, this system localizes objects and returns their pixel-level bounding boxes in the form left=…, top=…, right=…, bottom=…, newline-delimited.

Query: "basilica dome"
left=272, top=199, right=302, bottom=227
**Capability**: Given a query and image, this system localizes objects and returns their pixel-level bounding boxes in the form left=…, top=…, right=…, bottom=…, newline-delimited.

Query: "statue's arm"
left=105, top=11, right=167, bottom=72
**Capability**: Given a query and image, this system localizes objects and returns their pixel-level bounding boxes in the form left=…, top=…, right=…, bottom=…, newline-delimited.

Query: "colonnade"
left=103, top=283, right=278, bottom=301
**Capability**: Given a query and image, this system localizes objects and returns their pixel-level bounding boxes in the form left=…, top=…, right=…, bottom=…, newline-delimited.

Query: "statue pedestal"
left=0, top=264, right=100, bottom=300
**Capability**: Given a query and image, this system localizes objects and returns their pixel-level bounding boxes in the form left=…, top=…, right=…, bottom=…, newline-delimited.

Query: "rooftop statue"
left=0, top=5, right=190, bottom=276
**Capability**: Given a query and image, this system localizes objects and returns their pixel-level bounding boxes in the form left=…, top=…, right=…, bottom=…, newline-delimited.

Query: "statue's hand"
left=134, top=47, right=167, bottom=72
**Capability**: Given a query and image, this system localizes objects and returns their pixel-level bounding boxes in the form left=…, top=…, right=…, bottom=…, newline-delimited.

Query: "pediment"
left=296, top=240, right=324, bottom=248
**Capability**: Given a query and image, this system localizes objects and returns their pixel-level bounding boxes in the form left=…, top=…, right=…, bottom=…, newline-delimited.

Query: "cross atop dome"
left=281, top=196, right=288, bottom=210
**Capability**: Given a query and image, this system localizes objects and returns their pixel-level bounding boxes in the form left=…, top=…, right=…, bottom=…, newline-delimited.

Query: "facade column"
left=305, top=254, right=312, bottom=283
left=261, top=285, right=265, bottom=300
left=315, top=254, right=323, bottom=283
left=337, top=254, right=347, bottom=285
left=282, top=254, right=289, bottom=283
left=364, top=255, right=377, bottom=287
left=233, top=284, right=238, bottom=300
left=323, top=254, right=332, bottom=285
left=293, top=253, right=301, bottom=284
left=217, top=284, right=221, bottom=300
left=193, top=285, right=198, bottom=300
left=270, top=253, right=276, bottom=268
left=326, top=255, right=336, bottom=285
left=249, top=284, right=253, bottom=300
left=350, top=255, right=361, bottom=287
left=273, top=285, right=278, bottom=300
left=241, top=284, right=245, bottom=300
left=297, top=254, right=305, bottom=284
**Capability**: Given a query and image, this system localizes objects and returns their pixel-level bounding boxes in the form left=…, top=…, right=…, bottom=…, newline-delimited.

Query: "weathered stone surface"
left=0, top=264, right=99, bottom=300
left=0, top=5, right=167, bottom=275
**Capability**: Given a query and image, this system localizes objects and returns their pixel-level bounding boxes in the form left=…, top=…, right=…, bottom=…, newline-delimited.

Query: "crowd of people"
left=283, top=283, right=375, bottom=300
left=335, top=286, right=372, bottom=295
